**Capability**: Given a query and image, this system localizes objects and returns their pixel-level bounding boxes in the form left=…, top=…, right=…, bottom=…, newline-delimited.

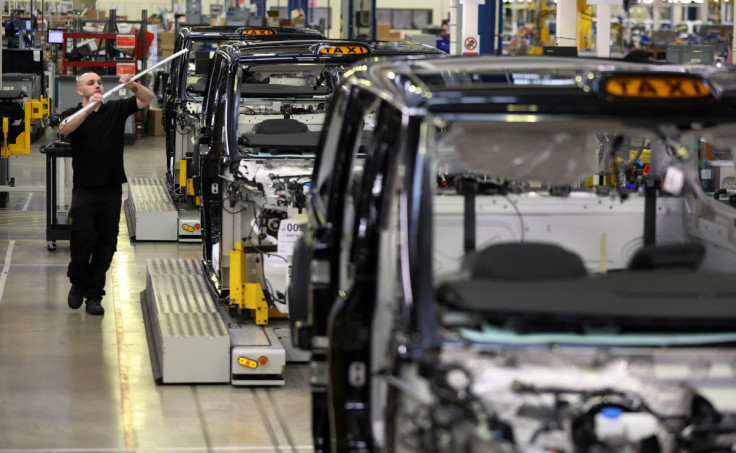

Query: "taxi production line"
left=0, top=130, right=313, bottom=452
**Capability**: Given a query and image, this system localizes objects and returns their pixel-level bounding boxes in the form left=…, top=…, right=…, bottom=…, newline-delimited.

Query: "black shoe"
left=85, top=299, right=105, bottom=316
left=68, top=285, right=84, bottom=309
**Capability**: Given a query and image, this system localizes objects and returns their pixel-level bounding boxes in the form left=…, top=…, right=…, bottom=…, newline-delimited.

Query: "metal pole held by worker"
left=61, top=48, right=189, bottom=127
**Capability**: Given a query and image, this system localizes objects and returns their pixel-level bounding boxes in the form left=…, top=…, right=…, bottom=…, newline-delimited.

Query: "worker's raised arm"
left=120, top=74, right=154, bottom=110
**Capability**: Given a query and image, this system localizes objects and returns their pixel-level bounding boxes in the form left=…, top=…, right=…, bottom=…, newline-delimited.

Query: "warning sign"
left=116, top=34, right=136, bottom=48
left=463, top=35, right=479, bottom=56
left=116, top=63, right=136, bottom=76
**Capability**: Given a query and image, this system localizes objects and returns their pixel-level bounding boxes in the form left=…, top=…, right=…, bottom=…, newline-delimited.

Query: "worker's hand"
left=89, top=93, right=103, bottom=111
left=120, top=74, right=135, bottom=89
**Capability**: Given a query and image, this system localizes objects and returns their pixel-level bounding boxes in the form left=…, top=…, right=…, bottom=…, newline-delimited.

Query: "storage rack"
left=61, top=9, right=149, bottom=75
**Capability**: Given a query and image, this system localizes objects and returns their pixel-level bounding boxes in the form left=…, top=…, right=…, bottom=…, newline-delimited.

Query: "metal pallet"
left=124, top=177, right=178, bottom=241
left=143, top=258, right=230, bottom=383
left=142, top=258, right=287, bottom=386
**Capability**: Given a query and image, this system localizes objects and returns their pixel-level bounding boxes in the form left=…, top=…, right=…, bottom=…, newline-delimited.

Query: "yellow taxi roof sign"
left=316, top=44, right=371, bottom=55
left=241, top=28, right=275, bottom=36
left=603, top=76, right=711, bottom=99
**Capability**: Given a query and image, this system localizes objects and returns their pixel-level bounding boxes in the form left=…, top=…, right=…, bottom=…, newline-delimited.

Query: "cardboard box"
left=377, top=24, right=401, bottom=42
left=266, top=10, right=280, bottom=27
left=290, top=8, right=305, bottom=28
left=46, top=14, right=72, bottom=29
left=147, top=108, right=164, bottom=137
left=80, top=9, right=107, bottom=21
left=159, top=30, right=175, bottom=50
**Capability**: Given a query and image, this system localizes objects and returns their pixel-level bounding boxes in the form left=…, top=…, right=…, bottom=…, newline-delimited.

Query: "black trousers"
left=67, top=185, right=122, bottom=301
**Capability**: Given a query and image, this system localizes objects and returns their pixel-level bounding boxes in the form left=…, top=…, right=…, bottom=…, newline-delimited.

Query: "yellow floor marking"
left=111, top=259, right=136, bottom=451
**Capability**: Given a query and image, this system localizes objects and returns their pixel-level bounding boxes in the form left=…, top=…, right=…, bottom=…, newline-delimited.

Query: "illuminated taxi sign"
left=603, top=76, right=711, bottom=99
left=238, top=357, right=258, bottom=368
left=241, top=28, right=275, bottom=36
left=316, top=44, right=370, bottom=55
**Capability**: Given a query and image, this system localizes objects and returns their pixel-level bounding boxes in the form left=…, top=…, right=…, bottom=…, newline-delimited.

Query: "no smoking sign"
left=463, top=35, right=480, bottom=55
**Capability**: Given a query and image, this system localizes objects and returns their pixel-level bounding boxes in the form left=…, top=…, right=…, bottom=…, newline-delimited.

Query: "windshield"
left=240, top=63, right=344, bottom=96
left=421, top=115, right=736, bottom=338
left=184, top=42, right=220, bottom=97
left=232, top=62, right=348, bottom=159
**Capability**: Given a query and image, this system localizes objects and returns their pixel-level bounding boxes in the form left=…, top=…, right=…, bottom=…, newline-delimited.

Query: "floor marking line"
left=191, top=386, right=214, bottom=452
left=22, top=193, right=33, bottom=211
left=0, top=241, right=15, bottom=303
left=266, top=389, right=299, bottom=453
left=252, top=389, right=283, bottom=453
left=112, top=259, right=136, bottom=451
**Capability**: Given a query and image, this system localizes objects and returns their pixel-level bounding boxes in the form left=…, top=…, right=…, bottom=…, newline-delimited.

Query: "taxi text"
left=604, top=77, right=711, bottom=99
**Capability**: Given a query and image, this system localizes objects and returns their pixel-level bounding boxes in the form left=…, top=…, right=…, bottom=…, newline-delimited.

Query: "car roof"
left=177, top=25, right=324, bottom=41
left=347, top=55, right=736, bottom=121
left=214, top=39, right=445, bottom=64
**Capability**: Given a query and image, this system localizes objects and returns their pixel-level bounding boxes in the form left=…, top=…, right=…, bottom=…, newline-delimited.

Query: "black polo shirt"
left=60, top=97, right=140, bottom=188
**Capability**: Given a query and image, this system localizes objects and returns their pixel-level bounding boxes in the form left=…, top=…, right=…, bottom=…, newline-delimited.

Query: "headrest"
left=252, top=119, right=310, bottom=135
left=467, top=242, right=587, bottom=280
left=628, top=243, right=705, bottom=271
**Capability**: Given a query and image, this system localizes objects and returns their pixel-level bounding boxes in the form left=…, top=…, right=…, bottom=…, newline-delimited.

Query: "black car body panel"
left=296, top=55, right=736, bottom=451
left=197, top=39, right=445, bottom=297
left=194, top=41, right=444, bottom=452
left=163, top=26, right=324, bottom=189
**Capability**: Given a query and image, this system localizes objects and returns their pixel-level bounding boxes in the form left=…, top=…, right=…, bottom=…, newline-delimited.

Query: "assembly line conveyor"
left=141, top=258, right=293, bottom=386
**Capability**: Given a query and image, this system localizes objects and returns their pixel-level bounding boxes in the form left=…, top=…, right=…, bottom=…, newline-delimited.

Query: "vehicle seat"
left=186, top=83, right=206, bottom=95
left=252, top=119, right=310, bottom=135
left=466, top=242, right=588, bottom=280
left=627, top=243, right=705, bottom=271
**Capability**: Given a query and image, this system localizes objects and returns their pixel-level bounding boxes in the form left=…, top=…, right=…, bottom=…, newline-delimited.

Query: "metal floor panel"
left=125, top=177, right=178, bottom=241
left=129, top=177, right=176, bottom=212
left=144, top=258, right=230, bottom=383
left=146, top=256, right=204, bottom=276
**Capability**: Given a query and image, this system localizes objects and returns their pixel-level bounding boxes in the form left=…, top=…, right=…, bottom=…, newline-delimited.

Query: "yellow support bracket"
left=180, top=159, right=195, bottom=197
left=1, top=118, right=8, bottom=157
left=186, top=178, right=195, bottom=197
left=4, top=97, right=50, bottom=158
left=179, top=159, right=187, bottom=193
left=229, top=241, right=270, bottom=325
left=179, top=159, right=199, bottom=202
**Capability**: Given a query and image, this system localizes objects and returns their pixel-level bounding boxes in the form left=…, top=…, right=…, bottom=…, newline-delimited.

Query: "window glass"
left=376, top=9, right=391, bottom=25
left=427, top=118, right=671, bottom=279
left=201, top=55, right=228, bottom=132
left=411, top=10, right=431, bottom=29
left=392, top=10, right=412, bottom=30
left=234, top=63, right=342, bottom=159
left=375, top=8, right=433, bottom=30
left=315, top=87, right=377, bottom=204
left=314, top=86, right=350, bottom=197
left=309, top=7, right=331, bottom=28
left=341, top=99, right=398, bottom=289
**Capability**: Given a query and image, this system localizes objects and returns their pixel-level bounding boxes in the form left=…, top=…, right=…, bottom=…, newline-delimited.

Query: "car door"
left=288, top=83, right=381, bottom=452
